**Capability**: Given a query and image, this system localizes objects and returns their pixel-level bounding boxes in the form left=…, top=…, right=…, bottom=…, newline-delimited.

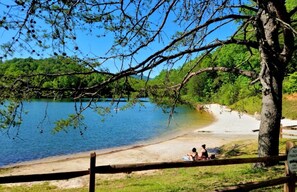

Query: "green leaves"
left=284, top=72, right=297, bottom=94
left=53, top=113, right=85, bottom=133
left=0, top=57, right=108, bottom=99
left=150, top=43, right=262, bottom=106
left=0, top=101, right=23, bottom=133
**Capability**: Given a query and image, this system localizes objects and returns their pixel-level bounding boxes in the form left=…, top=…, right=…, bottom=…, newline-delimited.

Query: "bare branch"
left=289, top=6, right=297, bottom=17
left=228, top=5, right=258, bottom=13
left=171, top=66, right=258, bottom=90
left=275, top=18, right=297, bottom=36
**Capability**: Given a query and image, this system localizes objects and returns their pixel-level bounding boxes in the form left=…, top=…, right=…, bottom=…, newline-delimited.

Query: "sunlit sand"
left=2, top=104, right=297, bottom=189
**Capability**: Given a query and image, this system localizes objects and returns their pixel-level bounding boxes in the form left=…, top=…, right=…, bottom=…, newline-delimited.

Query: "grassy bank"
left=229, top=93, right=297, bottom=120
left=1, top=139, right=295, bottom=192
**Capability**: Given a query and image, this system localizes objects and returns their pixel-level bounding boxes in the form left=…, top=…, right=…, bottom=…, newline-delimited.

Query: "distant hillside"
left=131, top=74, right=151, bottom=80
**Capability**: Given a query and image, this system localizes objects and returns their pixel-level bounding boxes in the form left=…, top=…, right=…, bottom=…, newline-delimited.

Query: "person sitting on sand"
left=198, top=144, right=209, bottom=160
left=183, top=147, right=199, bottom=161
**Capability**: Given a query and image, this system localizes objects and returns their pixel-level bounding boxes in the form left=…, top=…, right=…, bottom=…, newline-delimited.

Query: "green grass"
left=283, top=98, right=297, bottom=120
left=94, top=165, right=285, bottom=192
left=229, top=93, right=297, bottom=120
left=230, top=96, right=262, bottom=114
left=1, top=139, right=295, bottom=192
left=2, top=94, right=296, bottom=191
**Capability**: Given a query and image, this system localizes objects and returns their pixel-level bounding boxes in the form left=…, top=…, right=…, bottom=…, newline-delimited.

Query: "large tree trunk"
left=257, top=55, right=283, bottom=163
left=255, top=1, right=294, bottom=166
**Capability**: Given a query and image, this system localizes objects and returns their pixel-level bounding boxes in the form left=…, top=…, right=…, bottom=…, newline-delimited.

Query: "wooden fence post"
left=89, top=152, right=96, bottom=192
left=284, top=141, right=296, bottom=192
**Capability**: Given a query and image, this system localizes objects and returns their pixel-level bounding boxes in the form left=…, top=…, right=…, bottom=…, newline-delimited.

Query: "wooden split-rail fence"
left=0, top=141, right=297, bottom=192
left=280, top=125, right=297, bottom=138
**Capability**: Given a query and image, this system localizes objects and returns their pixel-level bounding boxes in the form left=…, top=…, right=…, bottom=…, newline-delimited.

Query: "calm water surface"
left=0, top=100, right=213, bottom=167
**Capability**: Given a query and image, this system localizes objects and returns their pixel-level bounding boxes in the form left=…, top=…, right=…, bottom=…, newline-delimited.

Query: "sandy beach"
left=1, top=104, right=297, bottom=188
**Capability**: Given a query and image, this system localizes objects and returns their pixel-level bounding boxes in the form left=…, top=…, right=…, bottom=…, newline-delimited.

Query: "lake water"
left=0, top=100, right=213, bottom=167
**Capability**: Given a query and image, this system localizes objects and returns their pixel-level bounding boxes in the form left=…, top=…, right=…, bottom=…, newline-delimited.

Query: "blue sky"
left=0, top=0, right=239, bottom=77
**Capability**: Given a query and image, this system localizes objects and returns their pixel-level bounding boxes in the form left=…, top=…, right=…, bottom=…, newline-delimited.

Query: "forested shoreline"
left=1, top=44, right=296, bottom=113
left=0, top=57, right=147, bottom=99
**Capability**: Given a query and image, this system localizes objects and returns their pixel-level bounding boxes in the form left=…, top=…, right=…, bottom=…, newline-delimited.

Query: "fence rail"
left=93, top=155, right=287, bottom=174
left=0, top=170, right=89, bottom=184
left=280, top=125, right=297, bottom=138
left=0, top=141, right=295, bottom=192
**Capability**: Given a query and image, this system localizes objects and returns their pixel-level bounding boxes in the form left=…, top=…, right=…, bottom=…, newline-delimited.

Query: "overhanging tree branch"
left=289, top=6, right=297, bottom=17
left=170, top=66, right=258, bottom=90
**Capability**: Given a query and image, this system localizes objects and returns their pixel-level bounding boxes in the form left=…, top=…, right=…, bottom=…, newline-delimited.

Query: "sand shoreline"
left=2, top=104, right=257, bottom=169
left=1, top=104, right=297, bottom=188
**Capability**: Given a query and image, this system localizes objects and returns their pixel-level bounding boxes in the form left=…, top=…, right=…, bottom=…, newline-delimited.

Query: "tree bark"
left=255, top=1, right=294, bottom=166
left=257, top=54, right=283, bottom=165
